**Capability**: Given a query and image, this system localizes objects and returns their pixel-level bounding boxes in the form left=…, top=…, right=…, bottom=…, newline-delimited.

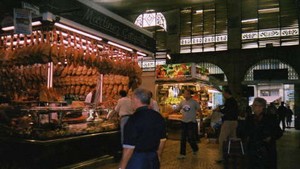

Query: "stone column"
left=294, top=84, right=300, bottom=129
left=227, top=0, right=241, bottom=49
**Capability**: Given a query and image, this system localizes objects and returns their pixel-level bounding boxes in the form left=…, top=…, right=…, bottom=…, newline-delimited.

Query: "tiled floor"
left=97, top=128, right=300, bottom=169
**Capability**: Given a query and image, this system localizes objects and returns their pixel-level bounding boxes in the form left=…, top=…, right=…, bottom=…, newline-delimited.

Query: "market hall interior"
left=1, top=0, right=300, bottom=169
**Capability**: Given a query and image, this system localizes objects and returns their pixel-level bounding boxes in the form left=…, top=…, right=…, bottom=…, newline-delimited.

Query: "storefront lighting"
left=242, top=18, right=258, bottom=24
left=166, top=54, right=171, bottom=60
left=108, top=41, right=133, bottom=52
left=6, top=39, right=39, bottom=46
left=56, top=30, right=92, bottom=44
left=54, top=23, right=102, bottom=42
left=258, top=8, right=279, bottom=14
left=1, top=21, right=42, bottom=31
left=195, top=10, right=203, bottom=14
left=208, top=89, right=220, bottom=93
left=137, top=52, right=146, bottom=56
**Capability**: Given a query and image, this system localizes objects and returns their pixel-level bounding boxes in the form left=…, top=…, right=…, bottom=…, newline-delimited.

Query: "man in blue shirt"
left=119, top=88, right=167, bottom=169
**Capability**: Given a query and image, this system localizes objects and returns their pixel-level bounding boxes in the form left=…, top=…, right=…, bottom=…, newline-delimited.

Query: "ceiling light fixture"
left=137, top=52, right=146, bottom=56
left=241, top=18, right=258, bottom=24
left=108, top=41, right=133, bottom=52
left=166, top=54, right=171, bottom=60
left=258, top=7, right=279, bottom=14
left=54, top=23, right=102, bottom=41
left=1, top=21, right=42, bottom=31
left=195, top=10, right=203, bottom=14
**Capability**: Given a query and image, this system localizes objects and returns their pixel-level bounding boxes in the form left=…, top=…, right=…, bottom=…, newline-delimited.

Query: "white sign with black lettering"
left=14, top=8, right=32, bottom=35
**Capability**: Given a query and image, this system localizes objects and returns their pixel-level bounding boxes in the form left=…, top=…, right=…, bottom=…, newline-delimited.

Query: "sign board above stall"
left=40, top=0, right=155, bottom=52
left=156, top=63, right=193, bottom=80
left=14, top=8, right=32, bottom=35
left=156, top=63, right=209, bottom=82
left=139, top=59, right=166, bottom=72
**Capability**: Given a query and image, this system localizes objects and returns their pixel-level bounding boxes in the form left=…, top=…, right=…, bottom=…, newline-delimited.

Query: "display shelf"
left=0, top=130, right=121, bottom=169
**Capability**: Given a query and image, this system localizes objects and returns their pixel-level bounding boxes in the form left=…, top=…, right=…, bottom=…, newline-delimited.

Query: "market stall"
left=155, top=63, right=222, bottom=139
left=0, top=1, right=153, bottom=167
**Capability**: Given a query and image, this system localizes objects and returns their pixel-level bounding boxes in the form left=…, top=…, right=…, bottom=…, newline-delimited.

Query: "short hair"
left=133, top=88, right=151, bottom=105
left=119, top=90, right=127, bottom=97
left=223, top=86, right=232, bottom=95
left=184, top=89, right=194, bottom=95
left=253, top=97, right=267, bottom=108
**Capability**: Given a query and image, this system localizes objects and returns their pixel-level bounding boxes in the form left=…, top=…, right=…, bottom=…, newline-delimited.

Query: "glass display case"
left=0, top=101, right=121, bottom=169
left=1, top=101, right=119, bottom=140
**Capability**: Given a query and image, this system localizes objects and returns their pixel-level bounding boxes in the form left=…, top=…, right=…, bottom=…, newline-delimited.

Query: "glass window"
left=180, top=0, right=228, bottom=53
left=134, top=11, right=167, bottom=31
left=242, top=0, right=299, bottom=49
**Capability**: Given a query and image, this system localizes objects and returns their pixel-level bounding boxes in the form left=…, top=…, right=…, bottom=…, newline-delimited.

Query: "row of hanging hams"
left=0, top=43, right=141, bottom=77
left=103, top=84, right=129, bottom=99
left=0, top=41, right=142, bottom=86
left=56, top=64, right=98, bottom=77
left=0, top=64, right=47, bottom=82
left=39, top=87, right=64, bottom=102
left=102, top=74, right=130, bottom=100
left=53, top=64, right=99, bottom=96
left=1, top=30, right=52, bottom=63
left=0, top=29, right=143, bottom=102
left=0, top=64, right=48, bottom=101
left=103, top=74, right=129, bottom=85
left=54, top=75, right=99, bottom=87
left=57, top=85, right=93, bottom=96
left=0, top=42, right=133, bottom=69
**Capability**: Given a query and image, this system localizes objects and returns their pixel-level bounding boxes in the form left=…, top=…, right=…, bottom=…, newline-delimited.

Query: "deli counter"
left=0, top=102, right=121, bottom=169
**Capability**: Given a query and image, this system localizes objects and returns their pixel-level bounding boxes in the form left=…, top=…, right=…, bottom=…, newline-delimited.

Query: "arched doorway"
left=243, top=59, right=299, bottom=127
left=197, top=62, right=228, bottom=108
left=197, top=62, right=228, bottom=85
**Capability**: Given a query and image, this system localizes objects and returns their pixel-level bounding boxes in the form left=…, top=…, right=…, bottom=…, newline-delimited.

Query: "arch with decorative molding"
left=134, top=11, right=167, bottom=31
left=244, top=59, right=299, bottom=82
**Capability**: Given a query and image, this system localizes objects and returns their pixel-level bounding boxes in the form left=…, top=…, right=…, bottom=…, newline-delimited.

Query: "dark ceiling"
left=89, top=0, right=211, bottom=16
left=0, top=0, right=209, bottom=26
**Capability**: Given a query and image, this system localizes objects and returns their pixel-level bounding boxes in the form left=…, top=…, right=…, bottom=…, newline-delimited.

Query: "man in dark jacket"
left=216, top=87, right=239, bottom=162
left=245, top=97, right=282, bottom=169
left=277, top=102, right=288, bottom=131
left=119, top=88, right=167, bottom=169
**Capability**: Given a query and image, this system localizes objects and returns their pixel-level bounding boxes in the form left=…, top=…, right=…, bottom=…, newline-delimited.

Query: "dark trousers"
left=126, top=151, right=160, bottom=169
left=247, top=141, right=277, bottom=169
left=180, top=122, right=199, bottom=155
left=279, top=118, right=286, bottom=131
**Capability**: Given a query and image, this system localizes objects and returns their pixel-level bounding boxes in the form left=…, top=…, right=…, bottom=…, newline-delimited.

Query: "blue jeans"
left=180, top=122, right=199, bottom=155
left=126, top=151, right=160, bottom=169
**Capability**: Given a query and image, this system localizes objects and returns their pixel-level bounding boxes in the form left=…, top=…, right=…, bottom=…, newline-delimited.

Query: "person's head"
left=132, top=88, right=151, bottom=110
left=280, top=101, right=285, bottom=106
left=183, top=89, right=193, bottom=100
left=222, top=87, right=232, bottom=99
left=119, top=90, right=127, bottom=97
left=252, top=97, right=267, bottom=116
